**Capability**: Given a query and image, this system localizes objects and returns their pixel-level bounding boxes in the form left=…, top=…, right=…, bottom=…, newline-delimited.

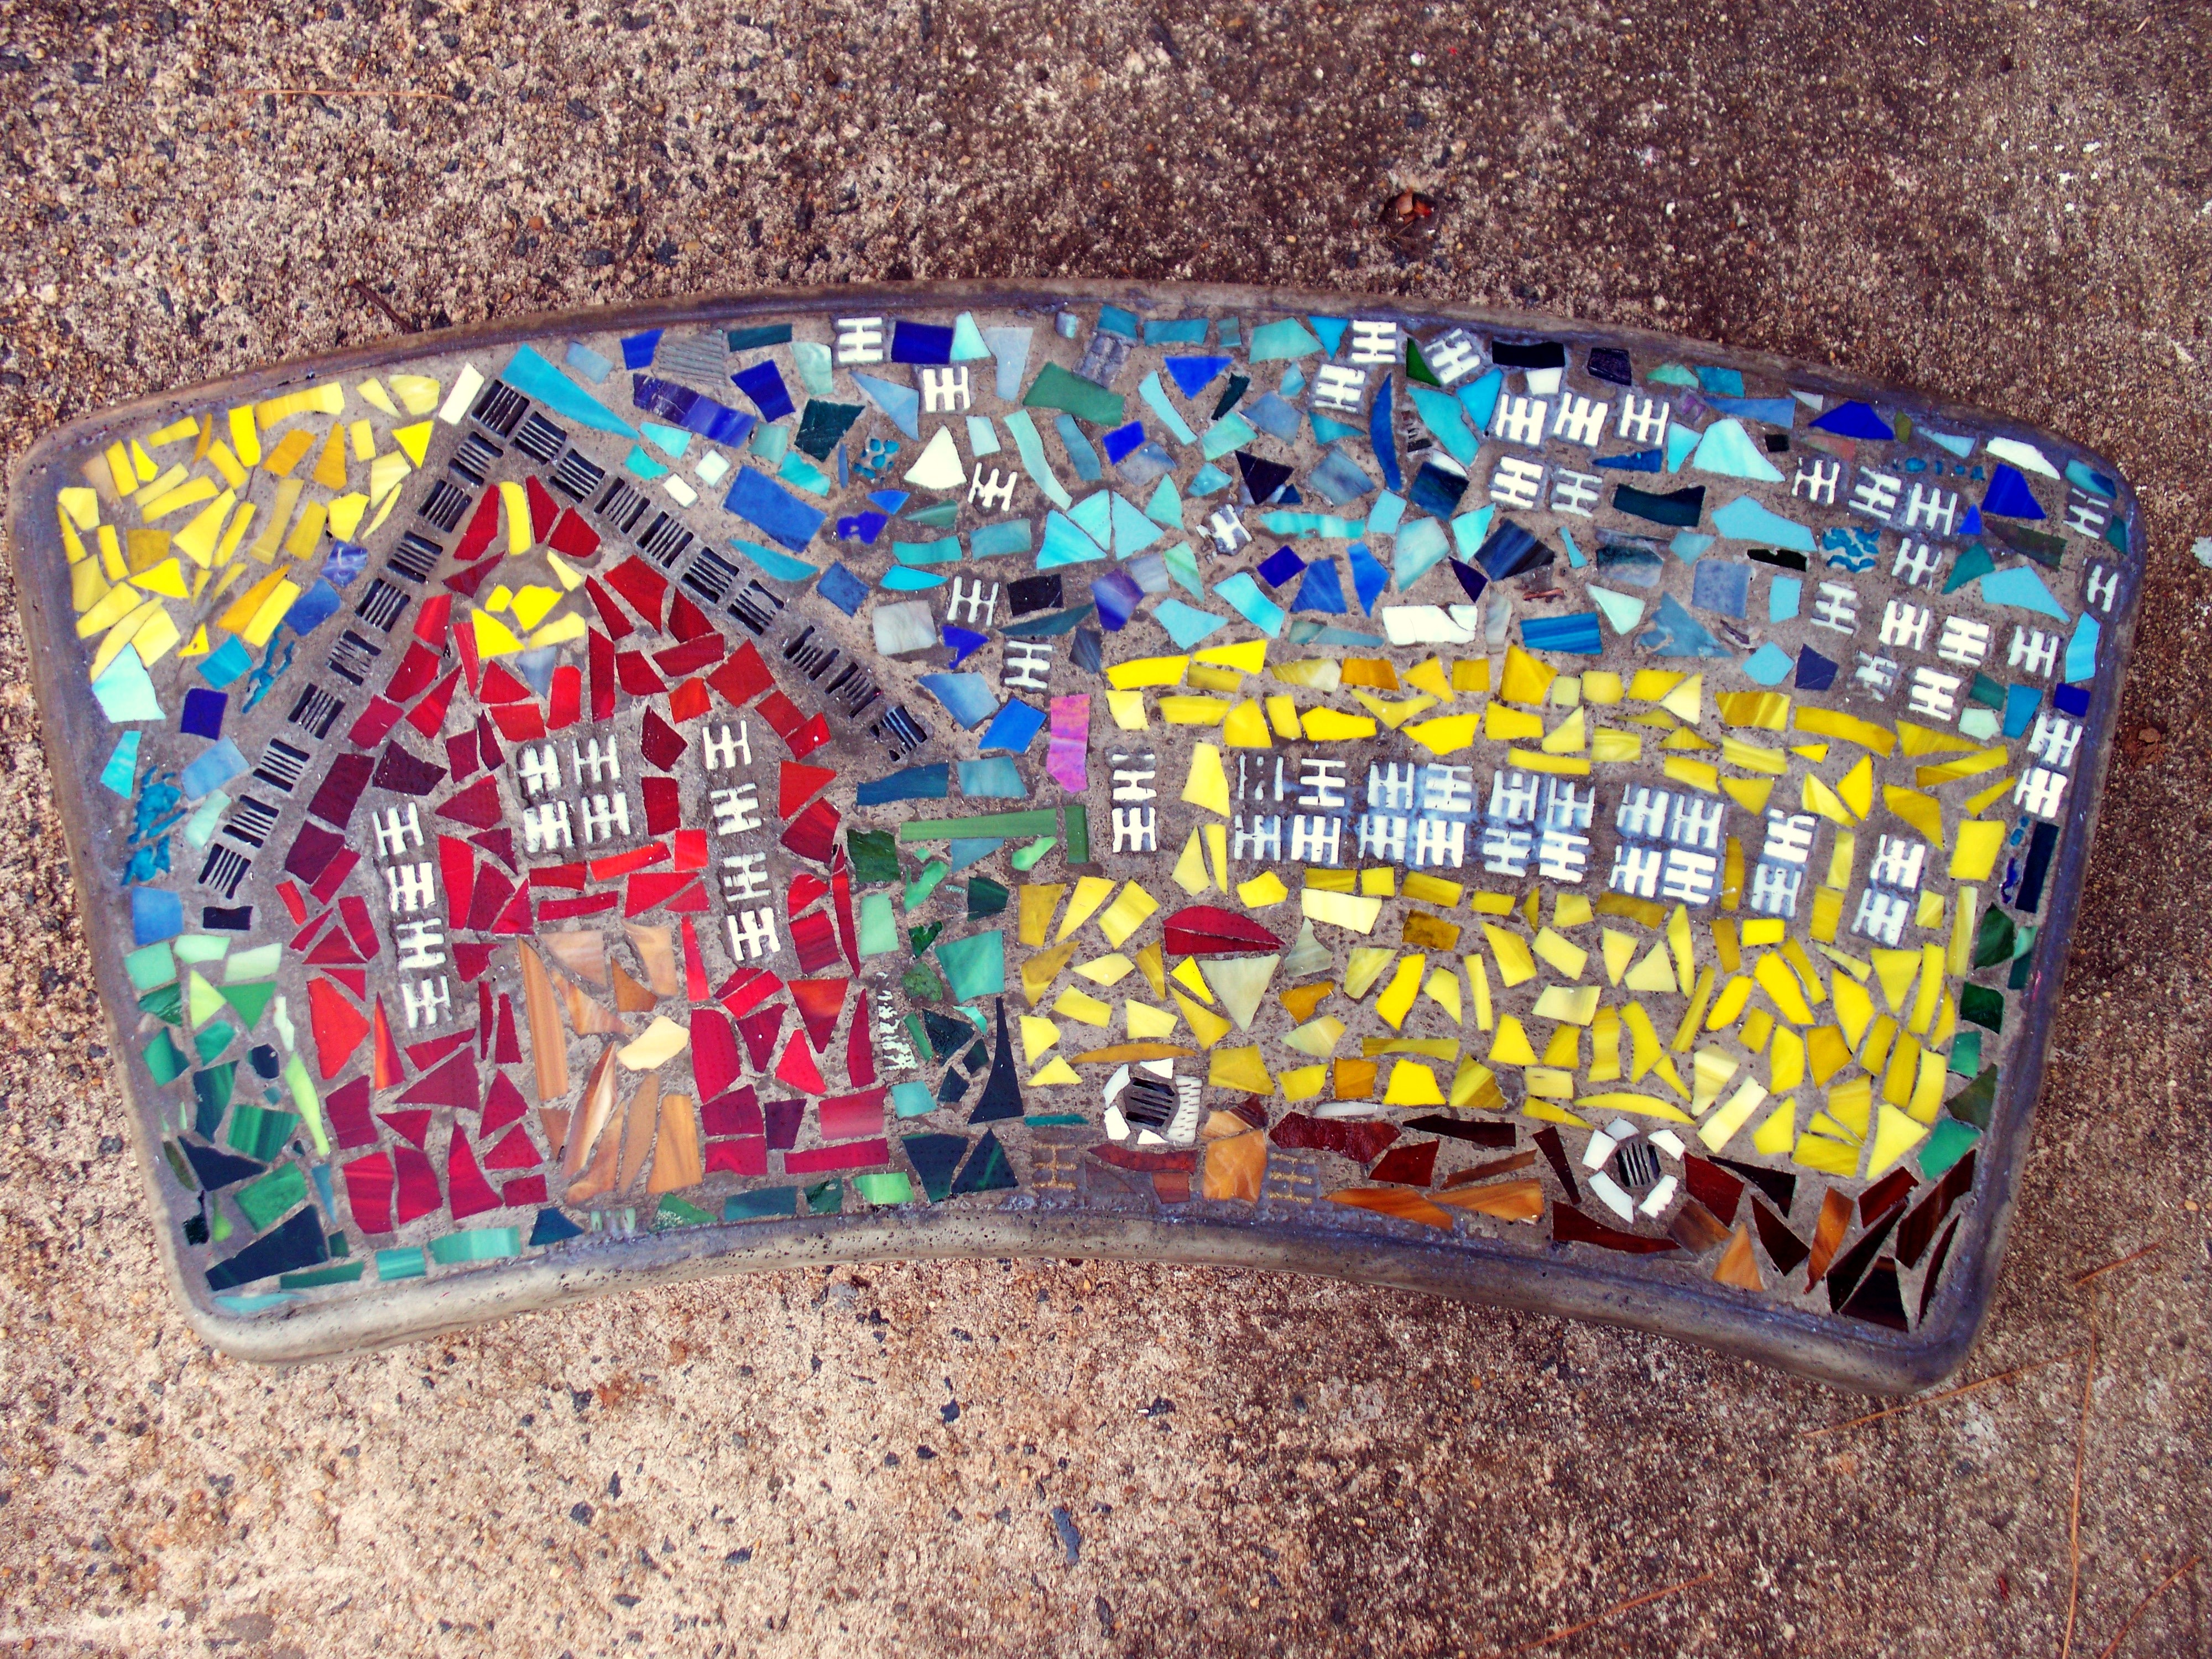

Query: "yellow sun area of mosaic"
left=38, top=298, right=2126, bottom=1347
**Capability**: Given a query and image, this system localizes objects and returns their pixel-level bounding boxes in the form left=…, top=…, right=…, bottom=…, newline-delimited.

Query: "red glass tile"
left=603, top=556, right=667, bottom=629
left=589, top=628, right=617, bottom=720
left=783, top=1139, right=888, bottom=1175
left=787, top=713, right=832, bottom=759
left=691, top=1007, right=742, bottom=1102
left=548, top=505, right=602, bottom=561
left=413, top=592, right=453, bottom=649
left=455, top=488, right=502, bottom=560
left=774, top=1032, right=826, bottom=1094
left=582, top=577, right=633, bottom=640
left=639, top=708, right=687, bottom=769
left=447, top=1131, right=502, bottom=1220
left=846, top=992, right=876, bottom=1088
left=705, top=1138, right=768, bottom=1177
left=791, top=978, right=848, bottom=1051
left=780, top=799, right=841, bottom=865
left=666, top=589, right=716, bottom=641
left=342, top=1150, right=394, bottom=1233
left=817, top=1087, right=886, bottom=1141
left=347, top=695, right=406, bottom=749
left=393, top=1145, right=443, bottom=1226
left=665, top=677, right=710, bottom=723
left=488, top=701, right=547, bottom=742
left=707, top=641, right=773, bottom=707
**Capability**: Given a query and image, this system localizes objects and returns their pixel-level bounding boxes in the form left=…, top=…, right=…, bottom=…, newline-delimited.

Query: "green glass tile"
left=901, top=964, right=947, bottom=1003
left=1947, top=1028, right=1983, bottom=1078
left=1023, top=1113, right=1088, bottom=1127
left=123, top=941, right=176, bottom=992
left=898, top=808, right=1060, bottom=843
left=143, top=1029, right=186, bottom=1084
left=857, top=891, right=900, bottom=957
left=1009, top=836, right=1057, bottom=871
left=428, top=1227, right=521, bottom=1266
left=1063, top=804, right=1089, bottom=865
left=1970, top=906, right=2016, bottom=969
left=724, top=1187, right=799, bottom=1222
left=1022, top=362, right=1124, bottom=426
left=1958, top=985, right=2005, bottom=1033
left=655, top=1194, right=714, bottom=1228
left=137, top=982, right=183, bottom=1024
left=847, top=828, right=901, bottom=884
left=192, top=1063, right=234, bottom=1136
left=192, top=1019, right=238, bottom=1065
left=1945, top=1065, right=1999, bottom=1130
left=965, top=877, right=1010, bottom=919
left=1917, top=1117, right=1980, bottom=1181
left=279, top=1260, right=366, bottom=1290
left=161, top=1138, right=197, bottom=1190
left=891, top=1081, right=937, bottom=1118
left=375, top=1248, right=427, bottom=1280
left=803, top=1179, right=844, bottom=1215
left=854, top=1171, right=915, bottom=1206
left=234, top=1162, right=307, bottom=1232
left=217, top=981, right=276, bottom=1029
left=172, top=934, right=229, bottom=964
left=905, top=858, right=950, bottom=907
left=936, top=931, right=1005, bottom=1001
left=225, top=1103, right=296, bottom=1161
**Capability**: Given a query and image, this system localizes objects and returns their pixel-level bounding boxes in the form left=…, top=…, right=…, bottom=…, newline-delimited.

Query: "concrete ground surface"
left=0, top=0, right=2206, bottom=1652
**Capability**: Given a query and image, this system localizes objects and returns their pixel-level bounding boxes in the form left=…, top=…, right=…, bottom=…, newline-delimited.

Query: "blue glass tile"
left=942, top=625, right=989, bottom=666
left=1521, top=613, right=1604, bottom=655
left=1369, top=374, right=1401, bottom=491
left=1308, top=450, right=1376, bottom=507
left=1982, top=463, right=2047, bottom=520
left=1291, top=560, right=1347, bottom=614
left=731, top=360, right=795, bottom=421
left=620, top=330, right=663, bottom=369
left=1092, top=568, right=1146, bottom=631
left=1187, top=462, right=1232, bottom=498
left=958, top=758, right=1027, bottom=797
left=1809, top=399, right=1894, bottom=440
left=566, top=341, right=613, bottom=383
left=2052, top=682, right=2091, bottom=718
left=1055, top=415, right=1104, bottom=483
left=1392, top=519, right=1452, bottom=591
left=817, top=562, right=869, bottom=616
left=724, top=468, right=828, bottom=551
left=979, top=700, right=1047, bottom=754
left=1596, top=447, right=1664, bottom=472
left=890, top=321, right=955, bottom=364
left=281, top=580, right=342, bottom=640
left=1689, top=560, right=1750, bottom=617
left=1100, top=421, right=1146, bottom=464
left=179, top=740, right=247, bottom=800
left=724, top=322, right=792, bottom=352
left=1256, top=545, right=1306, bottom=587
left=1742, top=642, right=1794, bottom=685
left=1796, top=645, right=1839, bottom=691
left=1769, top=575, right=1803, bottom=622
left=1348, top=541, right=1389, bottom=614
left=1408, top=459, right=1469, bottom=518
left=1694, top=366, right=1745, bottom=396
left=1152, top=598, right=1228, bottom=648
left=920, top=674, right=999, bottom=729
left=132, top=886, right=182, bottom=946
left=1638, top=593, right=1730, bottom=657
left=180, top=688, right=227, bottom=740
left=1143, top=318, right=1209, bottom=346
left=853, top=372, right=921, bottom=439
left=1243, top=392, right=1301, bottom=442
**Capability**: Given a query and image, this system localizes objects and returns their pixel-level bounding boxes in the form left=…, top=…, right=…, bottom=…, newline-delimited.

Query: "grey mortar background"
left=0, top=1, right=2206, bottom=1653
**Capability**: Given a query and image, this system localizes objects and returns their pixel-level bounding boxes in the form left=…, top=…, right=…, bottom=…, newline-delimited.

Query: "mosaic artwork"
left=13, top=288, right=2137, bottom=1387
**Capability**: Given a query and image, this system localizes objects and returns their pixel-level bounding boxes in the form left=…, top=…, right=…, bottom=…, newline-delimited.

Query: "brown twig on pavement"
left=2060, top=1308, right=2100, bottom=1659
left=2093, top=1554, right=2200, bottom=1659
left=2072, top=1240, right=2166, bottom=1286
left=1798, top=1348, right=2084, bottom=1439
left=1486, top=1568, right=1722, bottom=1656
left=348, top=280, right=418, bottom=335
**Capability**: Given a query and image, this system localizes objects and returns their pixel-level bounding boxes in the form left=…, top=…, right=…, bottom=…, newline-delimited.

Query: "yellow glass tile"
left=1052, top=988, right=1111, bottom=1026
left=1159, top=695, right=1232, bottom=726
left=1282, top=1015, right=1345, bottom=1058
left=129, top=557, right=190, bottom=599
left=1719, top=735, right=1787, bottom=775
left=1524, top=1064, right=1575, bottom=1097
left=1170, top=956, right=1214, bottom=1003
left=69, top=555, right=111, bottom=614
left=1451, top=1060, right=1505, bottom=1110
left=470, top=608, right=523, bottom=658
left=1908, top=1045, right=1948, bottom=1125
left=1549, top=676, right=1581, bottom=708
left=1359, top=866, right=1395, bottom=898
left=283, top=501, right=327, bottom=559
left=260, top=428, right=317, bottom=478
left=1915, top=890, right=1947, bottom=930
left=1332, top=1058, right=1378, bottom=1099
left=1949, top=820, right=2006, bottom=880
left=1715, top=690, right=1790, bottom=730
left=1663, top=757, right=1720, bottom=793
left=1272, top=657, right=1340, bottom=688
left=1483, top=924, right=1537, bottom=988
left=1914, top=747, right=2010, bottom=788
left=368, top=451, right=413, bottom=504
left=1402, top=912, right=1462, bottom=951
left=1237, top=871, right=1288, bottom=908
left=1280, top=1064, right=1327, bottom=1101
left=1740, top=1008, right=1775, bottom=1052
left=1263, top=694, right=1301, bottom=737
left=1884, top=785, right=1945, bottom=848
left=1097, top=882, right=1159, bottom=948
left=1533, top=984, right=1600, bottom=1025
left=356, top=378, right=399, bottom=416
left=1748, top=1095, right=1796, bottom=1155
left=1204, top=823, right=1230, bottom=890
left=1186, top=665, right=1239, bottom=692
left=1590, top=727, right=1642, bottom=763
left=171, top=492, right=236, bottom=566
left=1301, top=888, right=1383, bottom=933
left=1467, top=954, right=1493, bottom=1032
left=347, top=418, right=377, bottom=462
left=1074, top=953, right=1135, bottom=988
left=1907, top=943, right=1945, bottom=1034
left=1698, top=1078, right=1771, bottom=1151
left=130, top=463, right=189, bottom=508
left=1422, top=969, right=1462, bottom=1025
left=1195, top=638, right=1267, bottom=673
left=1540, top=707, right=1587, bottom=754
left=127, top=439, right=158, bottom=482
left=1712, top=917, right=1741, bottom=972
left=1019, top=1015, right=1062, bottom=1063
left=1181, top=743, right=1231, bottom=815
left=1107, top=654, right=1188, bottom=690
left=1340, top=656, right=1401, bottom=689
left=74, top=580, right=140, bottom=638
left=389, top=374, right=443, bottom=416
left=56, top=486, right=100, bottom=531
left=1207, top=1046, right=1272, bottom=1094
left=1173, top=990, right=1233, bottom=1047
left=1133, top=941, right=1166, bottom=998
left=1404, top=714, right=1478, bottom=755
left=1661, top=724, right=1714, bottom=751
left=1470, top=890, right=1518, bottom=916
left=1881, top=1034, right=1921, bottom=1107
left=1860, top=1015, right=1899, bottom=1079
left=1658, top=673, right=1704, bottom=723
left=1402, top=872, right=1462, bottom=908
left=248, top=478, right=304, bottom=561
left=226, top=406, right=261, bottom=467
left=1486, top=1017, right=1537, bottom=1066
left=1484, top=702, right=1545, bottom=742
left=1302, top=708, right=1379, bottom=740
left=1793, top=1131, right=1863, bottom=1178
left=1626, top=668, right=1683, bottom=702
left=1305, top=867, right=1354, bottom=894
left=1823, top=830, right=1856, bottom=892
left=1741, top=917, right=1785, bottom=947
left=1754, top=952, right=1815, bottom=1025
left=1793, top=705, right=1898, bottom=755
left=1020, top=941, right=1076, bottom=1004
left=1018, top=883, right=1068, bottom=946
left=1895, top=719, right=1976, bottom=758
left=1403, top=658, right=1453, bottom=701
left=1532, top=927, right=1587, bottom=979
left=392, top=420, right=435, bottom=465
left=1672, top=965, right=1717, bottom=1049
left=1499, top=645, right=1556, bottom=705
left=1947, top=887, right=1978, bottom=977
left=1028, top=1056, right=1081, bottom=1086
left=326, top=493, right=371, bottom=539
left=1374, top=955, right=1426, bottom=1029
left=1572, top=670, right=1619, bottom=703
left=1572, top=1091, right=1694, bottom=1125
left=1342, top=948, right=1394, bottom=998
left=1105, top=688, right=1149, bottom=728
left=1508, top=748, right=1592, bottom=778
left=1871, top=947, right=1921, bottom=1013
left=1600, top=928, right=1637, bottom=985
left=255, top=383, right=345, bottom=425
left=1963, top=773, right=2016, bottom=815
left=1623, top=942, right=1677, bottom=995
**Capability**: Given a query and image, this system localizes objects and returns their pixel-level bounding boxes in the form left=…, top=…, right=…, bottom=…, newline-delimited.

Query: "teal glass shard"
left=375, top=1247, right=428, bottom=1281
left=1153, top=598, right=1229, bottom=648
left=500, top=345, right=639, bottom=436
left=1392, top=518, right=1452, bottom=590
left=234, top=1162, right=307, bottom=1232
left=429, top=1227, right=521, bottom=1265
left=1406, top=384, right=1479, bottom=465
left=969, top=520, right=1032, bottom=560
left=1712, top=494, right=1817, bottom=552
left=1138, top=372, right=1197, bottom=444
left=1979, top=565, right=2069, bottom=620
left=1199, top=413, right=1257, bottom=461
left=853, top=372, right=921, bottom=440
left=1248, top=317, right=1322, bottom=361
left=1689, top=418, right=1786, bottom=482
left=1022, top=362, right=1124, bottom=425
left=1742, top=642, right=1795, bottom=686
left=1213, top=572, right=1286, bottom=637
left=1055, top=414, right=1103, bottom=482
